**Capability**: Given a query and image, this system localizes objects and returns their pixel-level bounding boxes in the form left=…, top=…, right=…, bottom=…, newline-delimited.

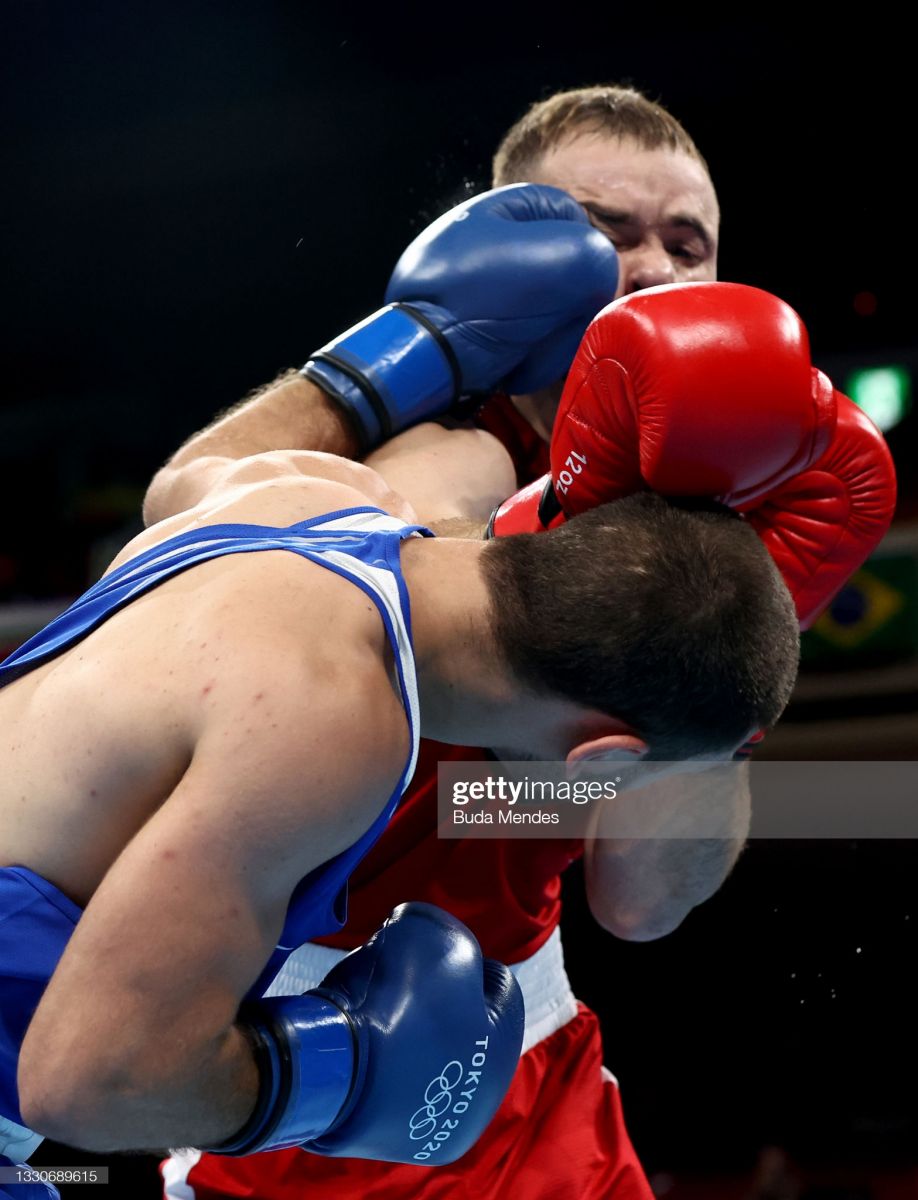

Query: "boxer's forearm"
left=143, top=371, right=362, bottom=526
left=167, top=370, right=360, bottom=468
left=365, top=422, right=517, bottom=525
left=584, top=763, right=751, bottom=941
left=20, top=1022, right=260, bottom=1154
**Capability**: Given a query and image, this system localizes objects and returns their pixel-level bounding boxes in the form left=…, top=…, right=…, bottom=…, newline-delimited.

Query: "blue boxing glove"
left=302, top=183, right=619, bottom=451
left=212, top=902, right=524, bottom=1165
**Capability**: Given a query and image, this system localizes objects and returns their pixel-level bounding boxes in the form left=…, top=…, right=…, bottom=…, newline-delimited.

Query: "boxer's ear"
left=566, top=730, right=647, bottom=766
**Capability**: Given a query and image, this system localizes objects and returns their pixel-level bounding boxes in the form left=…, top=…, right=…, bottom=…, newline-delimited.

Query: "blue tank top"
left=0, top=505, right=431, bottom=1129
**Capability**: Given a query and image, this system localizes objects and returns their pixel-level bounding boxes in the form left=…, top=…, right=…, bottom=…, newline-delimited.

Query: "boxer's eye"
left=580, top=204, right=635, bottom=244
left=670, top=243, right=705, bottom=264
left=664, top=220, right=714, bottom=266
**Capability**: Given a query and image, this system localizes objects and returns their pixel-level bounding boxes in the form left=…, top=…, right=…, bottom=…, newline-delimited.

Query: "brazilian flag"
left=801, top=553, right=918, bottom=665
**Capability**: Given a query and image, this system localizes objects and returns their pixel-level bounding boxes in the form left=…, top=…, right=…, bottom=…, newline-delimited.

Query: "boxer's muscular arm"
left=143, top=372, right=359, bottom=525
left=174, top=371, right=359, bottom=462
left=146, top=390, right=514, bottom=539
left=365, top=422, right=516, bottom=526
left=18, top=661, right=405, bottom=1153
left=584, top=763, right=751, bottom=941
left=143, top=373, right=514, bottom=529
left=146, top=182, right=620, bottom=528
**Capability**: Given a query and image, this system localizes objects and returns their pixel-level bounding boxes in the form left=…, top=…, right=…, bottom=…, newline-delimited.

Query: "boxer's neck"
left=509, top=382, right=563, bottom=443
left=400, top=537, right=521, bottom=748
left=400, top=536, right=596, bottom=757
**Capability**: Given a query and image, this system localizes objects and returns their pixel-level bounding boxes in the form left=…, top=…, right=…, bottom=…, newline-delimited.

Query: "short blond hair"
left=492, top=84, right=710, bottom=185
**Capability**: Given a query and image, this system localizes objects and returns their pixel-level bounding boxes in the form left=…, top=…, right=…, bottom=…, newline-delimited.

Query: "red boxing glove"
left=741, top=388, right=897, bottom=628
left=490, top=282, right=897, bottom=628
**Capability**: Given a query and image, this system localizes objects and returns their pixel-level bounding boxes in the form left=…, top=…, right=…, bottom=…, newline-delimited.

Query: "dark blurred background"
left=3, top=5, right=917, bottom=1197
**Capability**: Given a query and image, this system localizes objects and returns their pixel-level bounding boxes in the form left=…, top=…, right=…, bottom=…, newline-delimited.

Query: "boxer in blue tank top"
left=0, top=437, right=546, bottom=1181
left=0, top=307, right=773, bottom=1175
left=0, top=506, right=428, bottom=1131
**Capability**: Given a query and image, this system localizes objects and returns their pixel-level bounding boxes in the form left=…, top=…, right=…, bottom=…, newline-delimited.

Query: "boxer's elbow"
left=20, top=1028, right=179, bottom=1151
left=143, top=463, right=194, bottom=526
left=143, top=456, right=232, bottom=526
left=142, top=466, right=176, bottom=526
left=18, top=1053, right=121, bottom=1151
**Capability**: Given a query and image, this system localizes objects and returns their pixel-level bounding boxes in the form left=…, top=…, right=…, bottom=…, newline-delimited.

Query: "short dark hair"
left=481, top=493, right=799, bottom=758
left=492, top=83, right=710, bottom=187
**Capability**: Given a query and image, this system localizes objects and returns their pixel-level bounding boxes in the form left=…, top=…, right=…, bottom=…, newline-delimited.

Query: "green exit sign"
left=845, top=365, right=912, bottom=432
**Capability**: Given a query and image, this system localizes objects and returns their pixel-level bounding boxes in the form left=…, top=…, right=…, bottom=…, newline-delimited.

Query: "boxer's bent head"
left=492, top=83, right=709, bottom=186
left=481, top=493, right=799, bottom=760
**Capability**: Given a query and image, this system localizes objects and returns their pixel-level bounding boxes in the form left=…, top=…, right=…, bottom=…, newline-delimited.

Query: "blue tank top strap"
left=0, top=507, right=431, bottom=688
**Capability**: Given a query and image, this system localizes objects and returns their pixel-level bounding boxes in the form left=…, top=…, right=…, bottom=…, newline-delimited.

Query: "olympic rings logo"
left=408, top=1060, right=464, bottom=1140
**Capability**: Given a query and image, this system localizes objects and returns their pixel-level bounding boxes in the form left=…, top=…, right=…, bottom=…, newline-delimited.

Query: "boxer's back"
left=0, top=461, right=413, bottom=909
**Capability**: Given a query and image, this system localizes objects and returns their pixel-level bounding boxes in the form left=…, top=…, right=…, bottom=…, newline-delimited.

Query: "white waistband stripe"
left=265, top=926, right=578, bottom=1056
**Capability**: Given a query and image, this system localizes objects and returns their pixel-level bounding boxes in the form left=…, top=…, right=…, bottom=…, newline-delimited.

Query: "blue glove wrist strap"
left=211, top=993, right=357, bottom=1155
left=301, top=303, right=460, bottom=451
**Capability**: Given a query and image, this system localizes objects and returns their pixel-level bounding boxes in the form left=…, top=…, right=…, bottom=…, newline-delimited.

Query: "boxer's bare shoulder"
left=0, top=459, right=411, bottom=908
left=133, top=447, right=418, bottom=565
left=13, top=554, right=410, bottom=1141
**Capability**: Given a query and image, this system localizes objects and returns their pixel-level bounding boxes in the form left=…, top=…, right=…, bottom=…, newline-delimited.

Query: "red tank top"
left=315, top=396, right=583, bottom=963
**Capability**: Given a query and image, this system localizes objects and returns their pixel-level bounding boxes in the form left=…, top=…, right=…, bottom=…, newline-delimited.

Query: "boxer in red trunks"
left=158, top=87, right=895, bottom=1200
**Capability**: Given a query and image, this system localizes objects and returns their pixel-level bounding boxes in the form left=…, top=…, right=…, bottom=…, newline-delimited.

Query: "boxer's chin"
left=509, top=380, right=566, bottom=443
